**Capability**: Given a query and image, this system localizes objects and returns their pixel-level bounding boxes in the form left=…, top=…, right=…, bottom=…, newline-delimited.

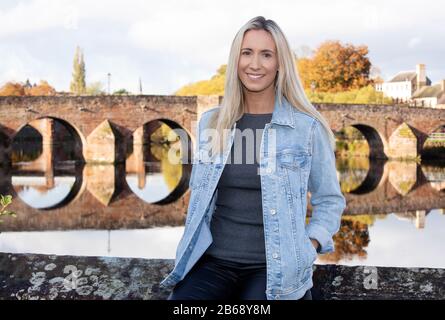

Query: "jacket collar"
left=270, top=93, right=295, bottom=128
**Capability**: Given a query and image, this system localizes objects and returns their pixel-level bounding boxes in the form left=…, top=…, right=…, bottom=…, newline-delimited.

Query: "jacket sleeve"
left=305, top=119, right=347, bottom=254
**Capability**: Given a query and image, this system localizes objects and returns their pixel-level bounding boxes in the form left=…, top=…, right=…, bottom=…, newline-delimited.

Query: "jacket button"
left=272, top=253, right=279, bottom=259
left=270, top=209, right=276, bottom=215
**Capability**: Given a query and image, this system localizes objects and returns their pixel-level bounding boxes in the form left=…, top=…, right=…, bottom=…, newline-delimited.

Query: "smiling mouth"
left=247, top=73, right=265, bottom=80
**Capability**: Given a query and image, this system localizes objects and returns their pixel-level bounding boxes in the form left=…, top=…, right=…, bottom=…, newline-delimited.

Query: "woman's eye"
left=242, top=51, right=250, bottom=55
left=264, top=53, right=271, bottom=58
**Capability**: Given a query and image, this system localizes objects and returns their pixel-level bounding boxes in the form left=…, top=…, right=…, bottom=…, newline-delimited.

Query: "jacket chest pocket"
left=277, top=151, right=309, bottom=200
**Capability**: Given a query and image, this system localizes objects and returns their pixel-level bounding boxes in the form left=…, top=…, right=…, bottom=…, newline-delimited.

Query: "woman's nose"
left=249, top=54, right=261, bottom=69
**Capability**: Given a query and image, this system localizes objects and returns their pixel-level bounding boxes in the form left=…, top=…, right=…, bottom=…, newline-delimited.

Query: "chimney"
left=416, top=64, right=426, bottom=89
left=441, top=79, right=445, bottom=92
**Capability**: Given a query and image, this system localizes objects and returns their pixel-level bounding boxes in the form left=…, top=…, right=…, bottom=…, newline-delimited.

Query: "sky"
left=0, top=0, right=444, bottom=94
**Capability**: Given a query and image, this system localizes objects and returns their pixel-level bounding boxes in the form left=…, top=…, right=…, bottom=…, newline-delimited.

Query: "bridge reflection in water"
left=1, top=130, right=445, bottom=269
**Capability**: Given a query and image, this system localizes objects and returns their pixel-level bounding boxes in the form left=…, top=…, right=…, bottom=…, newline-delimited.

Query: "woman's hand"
left=310, top=238, right=320, bottom=252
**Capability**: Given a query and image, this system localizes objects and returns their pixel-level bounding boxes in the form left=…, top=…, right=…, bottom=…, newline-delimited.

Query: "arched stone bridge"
left=0, top=95, right=222, bottom=165
left=0, top=96, right=445, bottom=164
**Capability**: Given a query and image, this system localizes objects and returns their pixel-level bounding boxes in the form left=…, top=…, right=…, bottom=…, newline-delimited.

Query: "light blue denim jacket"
left=160, top=94, right=347, bottom=300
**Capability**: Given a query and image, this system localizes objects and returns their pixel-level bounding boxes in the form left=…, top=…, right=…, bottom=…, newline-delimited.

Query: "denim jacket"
left=159, top=94, right=347, bottom=300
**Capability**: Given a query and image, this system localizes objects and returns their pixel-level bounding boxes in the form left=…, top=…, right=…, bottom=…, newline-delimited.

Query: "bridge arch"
left=6, top=117, right=85, bottom=210
left=125, top=118, right=193, bottom=205
left=421, top=124, right=445, bottom=160
left=349, top=123, right=388, bottom=159
left=0, top=125, right=12, bottom=166
left=11, top=116, right=86, bottom=163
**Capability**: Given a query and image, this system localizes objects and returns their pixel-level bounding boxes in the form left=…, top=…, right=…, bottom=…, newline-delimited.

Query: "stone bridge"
left=0, top=96, right=445, bottom=164
left=0, top=95, right=221, bottom=165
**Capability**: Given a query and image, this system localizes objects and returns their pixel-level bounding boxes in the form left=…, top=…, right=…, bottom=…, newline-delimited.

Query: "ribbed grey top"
left=205, top=112, right=273, bottom=264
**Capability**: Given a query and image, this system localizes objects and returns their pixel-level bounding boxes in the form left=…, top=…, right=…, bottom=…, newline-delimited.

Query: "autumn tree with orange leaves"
left=0, top=82, right=26, bottom=96
left=25, top=80, right=56, bottom=96
left=297, top=40, right=372, bottom=93
left=0, top=80, right=56, bottom=96
left=318, top=219, right=370, bottom=264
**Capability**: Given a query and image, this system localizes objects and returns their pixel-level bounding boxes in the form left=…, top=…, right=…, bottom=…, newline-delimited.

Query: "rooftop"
left=412, top=83, right=444, bottom=98
left=388, top=71, right=432, bottom=85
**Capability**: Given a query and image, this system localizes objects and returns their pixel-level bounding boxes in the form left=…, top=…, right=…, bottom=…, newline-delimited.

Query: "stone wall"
left=0, top=252, right=443, bottom=300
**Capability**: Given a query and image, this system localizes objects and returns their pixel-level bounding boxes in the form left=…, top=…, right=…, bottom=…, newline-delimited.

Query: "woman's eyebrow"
left=241, top=48, right=275, bottom=53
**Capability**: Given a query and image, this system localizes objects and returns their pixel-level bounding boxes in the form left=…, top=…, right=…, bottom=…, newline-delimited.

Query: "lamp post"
left=107, top=73, right=111, bottom=95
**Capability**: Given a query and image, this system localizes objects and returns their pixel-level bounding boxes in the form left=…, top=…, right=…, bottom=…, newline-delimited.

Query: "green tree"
left=70, top=46, right=86, bottom=95
left=0, top=194, right=15, bottom=223
left=86, top=81, right=105, bottom=95
left=113, top=88, right=131, bottom=95
left=305, top=85, right=392, bottom=104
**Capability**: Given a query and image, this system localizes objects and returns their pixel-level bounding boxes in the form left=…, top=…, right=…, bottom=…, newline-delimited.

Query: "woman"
left=160, top=16, right=346, bottom=300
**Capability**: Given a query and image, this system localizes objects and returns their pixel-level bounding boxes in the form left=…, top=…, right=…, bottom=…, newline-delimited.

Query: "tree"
left=0, top=80, right=57, bottom=96
left=0, top=82, right=26, bottom=96
left=0, top=194, right=16, bottom=223
left=305, top=85, right=392, bottom=104
left=24, top=79, right=32, bottom=88
left=113, top=88, right=131, bottom=95
left=86, top=81, right=106, bottom=95
left=297, top=40, right=372, bottom=93
left=175, top=64, right=226, bottom=96
left=70, top=46, right=86, bottom=95
left=319, top=218, right=371, bottom=263
left=26, top=80, right=56, bottom=96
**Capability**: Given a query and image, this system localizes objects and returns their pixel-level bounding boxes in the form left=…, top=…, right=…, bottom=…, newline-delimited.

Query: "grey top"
left=204, top=112, right=273, bottom=264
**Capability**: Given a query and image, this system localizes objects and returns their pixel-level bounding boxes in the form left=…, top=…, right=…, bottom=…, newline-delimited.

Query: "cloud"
left=0, top=0, right=81, bottom=37
left=0, top=45, right=44, bottom=86
left=0, top=0, right=444, bottom=93
left=408, top=37, right=422, bottom=49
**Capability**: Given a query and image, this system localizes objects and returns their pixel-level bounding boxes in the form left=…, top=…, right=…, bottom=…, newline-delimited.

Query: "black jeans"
left=167, top=254, right=312, bottom=300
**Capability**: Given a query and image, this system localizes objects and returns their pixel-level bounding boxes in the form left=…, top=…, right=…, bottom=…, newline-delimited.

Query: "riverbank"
left=1, top=252, right=444, bottom=300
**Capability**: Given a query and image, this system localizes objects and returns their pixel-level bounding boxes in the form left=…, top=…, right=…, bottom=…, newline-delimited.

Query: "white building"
left=375, top=64, right=432, bottom=102
left=411, top=80, right=445, bottom=109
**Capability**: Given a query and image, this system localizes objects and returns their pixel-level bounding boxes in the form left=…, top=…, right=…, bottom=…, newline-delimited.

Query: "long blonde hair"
left=208, top=16, right=337, bottom=154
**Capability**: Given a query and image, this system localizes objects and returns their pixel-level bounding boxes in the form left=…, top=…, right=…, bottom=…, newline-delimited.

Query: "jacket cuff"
left=306, top=223, right=334, bottom=254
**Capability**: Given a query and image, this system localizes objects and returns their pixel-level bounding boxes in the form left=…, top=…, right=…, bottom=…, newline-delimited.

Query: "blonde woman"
left=160, top=16, right=346, bottom=300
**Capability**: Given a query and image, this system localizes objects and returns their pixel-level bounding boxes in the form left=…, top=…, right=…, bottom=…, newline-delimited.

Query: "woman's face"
left=238, top=29, right=279, bottom=93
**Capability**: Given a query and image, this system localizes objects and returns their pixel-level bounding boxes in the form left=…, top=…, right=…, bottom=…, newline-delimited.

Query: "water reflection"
left=317, top=209, right=445, bottom=268
left=10, top=160, right=83, bottom=210
left=0, top=227, right=184, bottom=259
left=1, top=136, right=445, bottom=268
left=13, top=176, right=76, bottom=209
left=422, top=161, right=445, bottom=191
left=126, top=171, right=174, bottom=203
left=125, top=120, right=191, bottom=204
